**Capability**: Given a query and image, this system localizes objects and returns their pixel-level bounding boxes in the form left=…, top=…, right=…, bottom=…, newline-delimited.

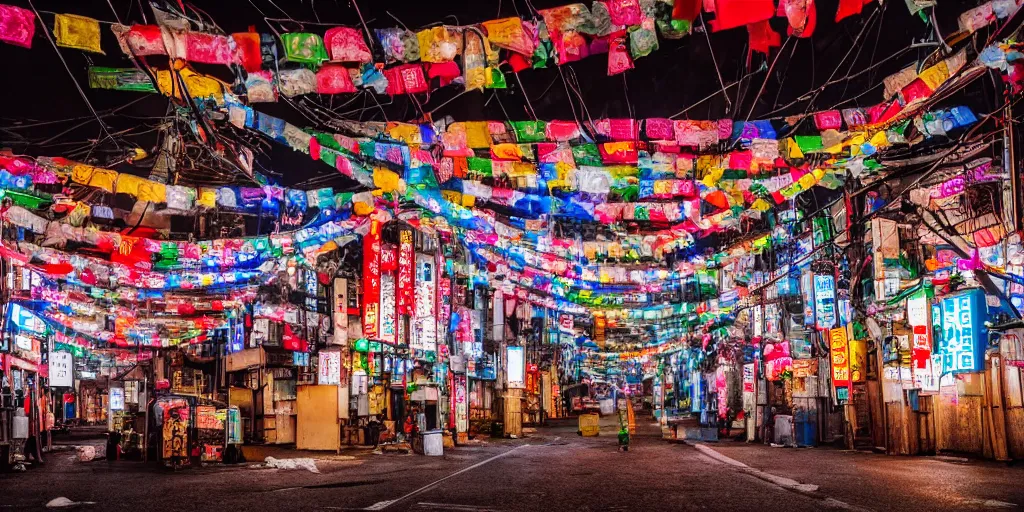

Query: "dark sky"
left=0, top=0, right=983, bottom=188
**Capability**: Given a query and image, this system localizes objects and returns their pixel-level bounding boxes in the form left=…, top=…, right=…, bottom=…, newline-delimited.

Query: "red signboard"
left=362, top=220, right=381, bottom=339
left=397, top=229, right=415, bottom=316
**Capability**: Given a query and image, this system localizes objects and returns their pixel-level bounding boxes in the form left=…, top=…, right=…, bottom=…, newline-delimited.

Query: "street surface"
left=3, top=416, right=1024, bottom=511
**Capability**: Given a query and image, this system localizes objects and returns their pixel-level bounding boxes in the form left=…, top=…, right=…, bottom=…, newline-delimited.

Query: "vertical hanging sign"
left=413, top=253, right=437, bottom=352
left=362, top=220, right=381, bottom=339
left=454, top=373, right=468, bottom=434
left=380, top=274, right=397, bottom=344
left=829, top=327, right=851, bottom=402
left=814, top=274, right=836, bottom=329
left=332, top=277, right=348, bottom=346
left=397, top=229, right=415, bottom=316
left=801, top=271, right=815, bottom=326
left=437, top=268, right=451, bottom=344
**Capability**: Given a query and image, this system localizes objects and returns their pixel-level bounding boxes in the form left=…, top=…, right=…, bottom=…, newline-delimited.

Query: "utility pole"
left=1006, top=102, right=1022, bottom=233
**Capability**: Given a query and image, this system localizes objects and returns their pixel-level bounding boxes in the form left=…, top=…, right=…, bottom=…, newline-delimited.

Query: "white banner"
left=318, top=351, right=341, bottom=385
left=332, top=278, right=348, bottom=346
left=412, top=254, right=437, bottom=352
left=49, top=351, right=73, bottom=387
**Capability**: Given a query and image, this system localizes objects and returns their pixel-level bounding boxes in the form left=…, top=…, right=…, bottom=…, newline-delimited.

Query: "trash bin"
left=422, top=430, right=444, bottom=456
left=578, top=413, right=599, bottom=437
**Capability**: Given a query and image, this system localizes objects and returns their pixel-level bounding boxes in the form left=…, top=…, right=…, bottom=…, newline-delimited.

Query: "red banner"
left=362, top=220, right=381, bottom=339
left=397, top=229, right=414, bottom=316
left=380, top=243, right=397, bottom=273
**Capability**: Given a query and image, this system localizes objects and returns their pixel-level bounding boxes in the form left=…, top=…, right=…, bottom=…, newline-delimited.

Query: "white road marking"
left=964, top=499, right=1018, bottom=508
left=692, top=443, right=874, bottom=511
left=361, top=444, right=529, bottom=510
left=413, top=502, right=502, bottom=511
left=822, top=497, right=874, bottom=511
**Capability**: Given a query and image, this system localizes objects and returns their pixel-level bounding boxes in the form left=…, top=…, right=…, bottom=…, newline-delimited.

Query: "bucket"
left=422, top=430, right=444, bottom=456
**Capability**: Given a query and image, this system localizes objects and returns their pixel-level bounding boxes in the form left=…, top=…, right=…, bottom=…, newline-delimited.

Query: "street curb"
left=691, top=443, right=820, bottom=494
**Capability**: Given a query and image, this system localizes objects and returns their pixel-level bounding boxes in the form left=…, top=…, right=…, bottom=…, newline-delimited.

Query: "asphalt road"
left=4, top=416, right=1024, bottom=511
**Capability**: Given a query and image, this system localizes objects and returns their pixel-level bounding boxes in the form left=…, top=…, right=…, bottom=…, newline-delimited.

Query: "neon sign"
left=937, top=289, right=987, bottom=374
left=814, top=274, right=836, bottom=329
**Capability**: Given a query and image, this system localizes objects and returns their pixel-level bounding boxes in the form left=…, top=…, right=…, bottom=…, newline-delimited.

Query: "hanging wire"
left=698, top=13, right=732, bottom=114
left=743, top=36, right=794, bottom=122
left=27, top=0, right=122, bottom=152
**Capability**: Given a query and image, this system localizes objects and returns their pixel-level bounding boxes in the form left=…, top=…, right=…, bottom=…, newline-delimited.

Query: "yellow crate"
left=578, top=413, right=600, bottom=437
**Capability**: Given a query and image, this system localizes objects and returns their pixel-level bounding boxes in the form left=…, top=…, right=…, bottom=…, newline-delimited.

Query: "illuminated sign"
left=454, top=374, right=468, bottom=433
left=49, top=352, right=73, bottom=387
left=830, top=327, right=851, bottom=401
left=937, top=289, right=988, bottom=374
left=507, top=346, right=525, bottom=389
left=11, top=303, right=46, bottom=334
left=907, top=293, right=933, bottom=373
left=109, top=388, right=125, bottom=411
left=379, top=274, right=397, bottom=344
left=814, top=275, right=836, bottom=329
left=411, top=254, right=437, bottom=352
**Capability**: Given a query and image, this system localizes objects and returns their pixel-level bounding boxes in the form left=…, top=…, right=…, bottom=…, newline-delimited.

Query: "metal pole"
left=1006, top=102, right=1021, bottom=233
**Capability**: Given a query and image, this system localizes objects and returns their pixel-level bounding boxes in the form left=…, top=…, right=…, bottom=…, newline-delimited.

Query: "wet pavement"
left=3, top=415, right=1024, bottom=511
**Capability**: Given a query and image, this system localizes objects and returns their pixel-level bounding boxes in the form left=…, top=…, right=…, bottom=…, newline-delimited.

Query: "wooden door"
left=296, top=385, right=340, bottom=451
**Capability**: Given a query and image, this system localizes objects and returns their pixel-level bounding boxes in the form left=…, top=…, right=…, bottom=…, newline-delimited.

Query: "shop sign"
left=507, top=346, right=525, bottom=389
left=332, top=278, right=348, bottom=345
left=11, top=303, right=46, bottom=334
left=742, top=363, right=755, bottom=393
left=937, top=288, right=988, bottom=374
left=752, top=305, right=763, bottom=337
left=319, top=351, right=342, bottom=385
left=559, top=314, right=574, bottom=334
left=765, top=303, right=781, bottom=336
left=412, top=254, right=437, bottom=352
left=1003, top=330, right=1024, bottom=368
left=438, top=273, right=452, bottom=342
left=814, top=274, right=836, bottom=329
left=49, top=351, right=73, bottom=387
left=362, top=220, right=382, bottom=339
left=830, top=327, right=851, bottom=397
left=397, top=229, right=415, bottom=316
left=14, top=334, right=34, bottom=352
left=801, top=271, right=815, bottom=325
left=792, top=359, right=818, bottom=378
left=109, top=387, right=125, bottom=411
left=907, top=293, right=933, bottom=371
left=918, top=354, right=942, bottom=393
left=379, top=274, right=397, bottom=344
left=380, top=243, right=397, bottom=272
left=454, top=374, right=468, bottom=433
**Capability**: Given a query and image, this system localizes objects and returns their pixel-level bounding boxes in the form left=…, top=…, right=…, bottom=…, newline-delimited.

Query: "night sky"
left=0, top=0, right=987, bottom=190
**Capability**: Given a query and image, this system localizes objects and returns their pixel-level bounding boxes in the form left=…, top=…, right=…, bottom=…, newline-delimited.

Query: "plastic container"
left=578, top=413, right=600, bottom=437
left=12, top=415, right=28, bottom=439
left=422, top=429, right=444, bottom=456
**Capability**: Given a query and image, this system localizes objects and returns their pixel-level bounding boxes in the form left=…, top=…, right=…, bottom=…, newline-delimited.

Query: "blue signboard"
left=937, top=289, right=988, bottom=374
left=814, top=275, right=836, bottom=329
